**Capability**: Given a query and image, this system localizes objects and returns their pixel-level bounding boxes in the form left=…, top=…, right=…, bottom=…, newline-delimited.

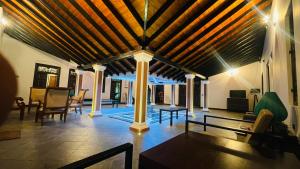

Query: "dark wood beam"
left=85, top=0, right=134, bottom=50
left=147, top=0, right=196, bottom=45
left=153, top=0, right=223, bottom=52
left=146, top=0, right=173, bottom=28
left=103, top=0, right=143, bottom=45
left=123, top=0, right=144, bottom=29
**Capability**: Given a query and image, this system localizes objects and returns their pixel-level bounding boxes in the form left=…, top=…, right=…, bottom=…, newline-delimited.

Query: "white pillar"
left=151, top=85, right=156, bottom=105
left=127, top=81, right=133, bottom=107
left=185, top=74, right=195, bottom=116
left=0, top=7, right=5, bottom=49
left=170, top=84, right=176, bottom=107
left=75, top=70, right=84, bottom=96
left=201, top=80, right=209, bottom=112
left=89, top=64, right=106, bottom=117
left=130, top=51, right=153, bottom=132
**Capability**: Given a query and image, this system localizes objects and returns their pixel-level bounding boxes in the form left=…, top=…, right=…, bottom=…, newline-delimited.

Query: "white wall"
left=261, top=0, right=300, bottom=126
left=207, top=62, right=261, bottom=110
left=1, top=34, right=77, bottom=103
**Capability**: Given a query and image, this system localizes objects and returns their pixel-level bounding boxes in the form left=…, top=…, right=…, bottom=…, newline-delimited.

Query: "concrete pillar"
left=127, top=81, right=133, bottom=107
left=201, top=80, right=209, bottom=112
left=0, top=7, right=5, bottom=49
left=185, top=74, right=195, bottom=116
left=151, top=85, right=156, bottom=105
left=130, top=51, right=153, bottom=132
left=170, top=84, right=176, bottom=107
left=75, top=70, right=84, bottom=96
left=89, top=64, right=106, bottom=117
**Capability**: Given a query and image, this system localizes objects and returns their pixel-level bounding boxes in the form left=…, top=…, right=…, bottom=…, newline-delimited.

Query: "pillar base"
left=126, top=104, right=133, bottom=107
left=188, top=112, right=196, bottom=118
left=202, top=108, right=209, bottom=112
left=170, top=104, right=176, bottom=108
left=130, top=122, right=149, bottom=133
left=88, top=111, right=102, bottom=118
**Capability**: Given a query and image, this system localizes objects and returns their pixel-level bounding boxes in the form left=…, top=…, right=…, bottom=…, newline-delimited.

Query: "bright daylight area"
left=0, top=0, right=300, bottom=169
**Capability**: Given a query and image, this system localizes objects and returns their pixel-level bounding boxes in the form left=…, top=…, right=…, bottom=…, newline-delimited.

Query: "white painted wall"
left=207, top=62, right=261, bottom=110
left=261, top=0, right=299, bottom=126
left=0, top=34, right=77, bottom=103
left=164, top=85, right=171, bottom=104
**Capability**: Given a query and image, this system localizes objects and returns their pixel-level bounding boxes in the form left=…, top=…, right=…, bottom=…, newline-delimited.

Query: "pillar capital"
left=75, top=69, right=84, bottom=75
left=92, top=64, right=106, bottom=71
left=185, top=74, right=195, bottom=79
left=133, top=50, right=153, bottom=62
left=202, top=80, right=209, bottom=84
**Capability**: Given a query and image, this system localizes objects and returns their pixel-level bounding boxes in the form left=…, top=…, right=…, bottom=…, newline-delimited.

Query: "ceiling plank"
left=103, top=0, right=143, bottom=45
left=123, top=0, right=144, bottom=29
left=146, top=0, right=173, bottom=28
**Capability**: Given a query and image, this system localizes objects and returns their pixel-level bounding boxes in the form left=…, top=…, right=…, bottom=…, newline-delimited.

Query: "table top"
left=160, top=107, right=188, bottom=111
left=139, top=131, right=300, bottom=169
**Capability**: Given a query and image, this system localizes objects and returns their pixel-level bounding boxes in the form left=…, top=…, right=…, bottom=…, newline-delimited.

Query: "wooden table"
left=139, top=132, right=300, bottom=169
left=159, top=108, right=188, bottom=126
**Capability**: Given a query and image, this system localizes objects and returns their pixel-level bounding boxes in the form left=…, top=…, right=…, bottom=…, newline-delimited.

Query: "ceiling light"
left=262, top=15, right=270, bottom=24
left=227, top=68, right=238, bottom=76
left=0, top=17, right=8, bottom=26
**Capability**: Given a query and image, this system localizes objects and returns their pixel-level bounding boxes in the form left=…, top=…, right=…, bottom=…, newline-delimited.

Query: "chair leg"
left=41, top=116, right=44, bottom=126
left=75, top=107, right=78, bottom=114
left=27, top=102, right=31, bottom=113
left=64, top=113, right=67, bottom=123
left=79, top=106, right=82, bottom=115
left=60, top=114, right=63, bottom=120
left=52, top=113, right=54, bottom=119
left=35, top=111, right=39, bottom=122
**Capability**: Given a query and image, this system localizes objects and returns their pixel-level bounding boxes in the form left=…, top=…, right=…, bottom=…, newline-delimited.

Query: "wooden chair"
left=28, top=87, right=46, bottom=113
left=69, top=89, right=88, bottom=115
left=35, top=87, right=70, bottom=126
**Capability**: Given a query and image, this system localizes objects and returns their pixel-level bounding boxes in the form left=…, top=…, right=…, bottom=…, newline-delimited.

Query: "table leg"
left=159, top=110, right=162, bottom=124
left=170, top=111, right=173, bottom=126
left=176, top=110, right=178, bottom=119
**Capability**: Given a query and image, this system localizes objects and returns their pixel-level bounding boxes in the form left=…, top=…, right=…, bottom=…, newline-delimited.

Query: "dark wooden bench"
left=11, top=97, right=26, bottom=120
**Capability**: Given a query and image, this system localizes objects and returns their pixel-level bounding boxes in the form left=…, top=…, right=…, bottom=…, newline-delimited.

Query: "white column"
left=185, top=74, right=195, bottom=116
left=0, top=7, right=5, bottom=49
left=201, top=80, right=209, bottom=112
left=75, top=70, right=84, bottom=96
left=130, top=51, right=153, bottom=132
left=127, top=81, right=133, bottom=107
left=151, top=85, right=156, bottom=105
left=170, top=84, right=176, bottom=107
left=89, top=64, right=106, bottom=117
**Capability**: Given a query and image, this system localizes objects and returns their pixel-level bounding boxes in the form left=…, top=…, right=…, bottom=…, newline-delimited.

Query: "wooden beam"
left=147, top=0, right=196, bottom=45
left=85, top=0, right=134, bottom=50
left=146, top=0, right=173, bottom=28
left=103, top=0, right=143, bottom=45
left=123, top=0, right=144, bottom=29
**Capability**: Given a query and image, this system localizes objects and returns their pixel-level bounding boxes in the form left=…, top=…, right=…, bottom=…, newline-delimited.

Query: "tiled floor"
left=0, top=105, right=245, bottom=169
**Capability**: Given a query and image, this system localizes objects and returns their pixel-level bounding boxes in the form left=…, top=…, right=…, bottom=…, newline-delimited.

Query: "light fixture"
left=227, top=68, right=238, bottom=76
left=0, top=17, right=8, bottom=26
left=262, top=15, right=270, bottom=24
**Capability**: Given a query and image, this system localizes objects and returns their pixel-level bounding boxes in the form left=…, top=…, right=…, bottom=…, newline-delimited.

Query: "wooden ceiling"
left=1, top=0, right=271, bottom=81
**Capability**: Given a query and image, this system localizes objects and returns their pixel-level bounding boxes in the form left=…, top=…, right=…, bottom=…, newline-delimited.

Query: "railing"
left=59, top=143, right=133, bottom=169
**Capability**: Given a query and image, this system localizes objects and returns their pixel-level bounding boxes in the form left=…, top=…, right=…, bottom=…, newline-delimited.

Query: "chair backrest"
left=77, top=89, right=88, bottom=102
left=30, top=87, right=46, bottom=102
left=245, top=109, right=273, bottom=143
left=43, top=88, right=70, bottom=109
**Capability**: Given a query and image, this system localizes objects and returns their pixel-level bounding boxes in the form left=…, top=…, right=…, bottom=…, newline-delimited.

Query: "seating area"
left=0, top=0, right=300, bottom=169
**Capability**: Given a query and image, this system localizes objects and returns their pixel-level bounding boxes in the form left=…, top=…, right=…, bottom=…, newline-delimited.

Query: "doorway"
left=33, top=63, right=60, bottom=88
left=68, top=69, right=77, bottom=96
left=178, top=85, right=186, bottom=106
left=155, top=85, right=164, bottom=104
left=194, top=81, right=201, bottom=107
left=47, top=74, right=58, bottom=87
left=111, top=80, right=122, bottom=102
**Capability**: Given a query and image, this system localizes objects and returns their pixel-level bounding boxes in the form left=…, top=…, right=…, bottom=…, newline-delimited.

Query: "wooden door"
left=155, top=85, right=164, bottom=104
left=48, top=75, right=57, bottom=87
